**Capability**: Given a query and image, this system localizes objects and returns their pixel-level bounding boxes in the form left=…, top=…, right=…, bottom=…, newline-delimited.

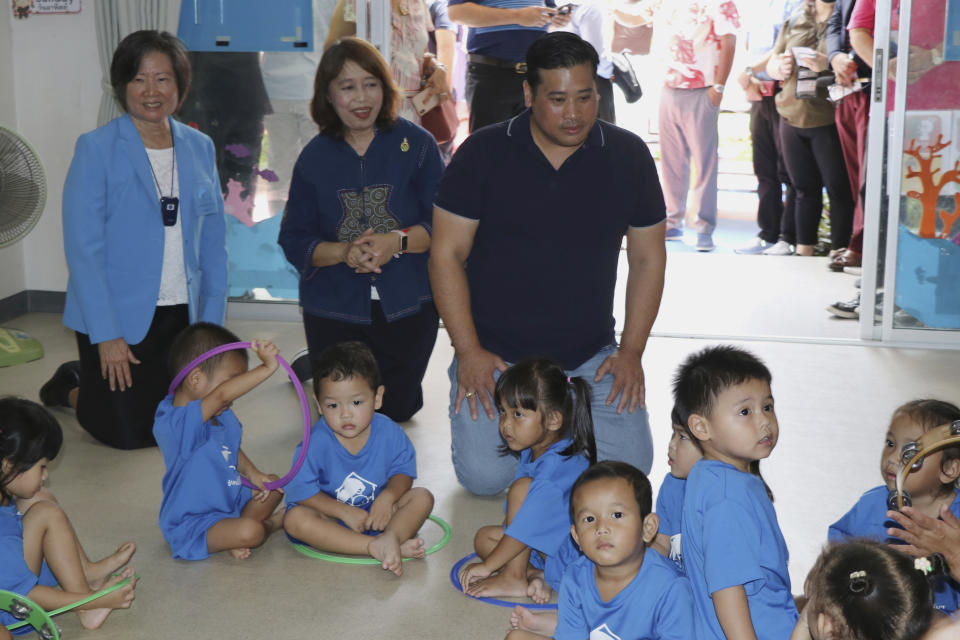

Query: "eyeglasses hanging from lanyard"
left=147, top=142, right=179, bottom=226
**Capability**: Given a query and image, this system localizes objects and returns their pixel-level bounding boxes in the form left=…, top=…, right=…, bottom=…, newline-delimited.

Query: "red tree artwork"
left=904, top=134, right=960, bottom=239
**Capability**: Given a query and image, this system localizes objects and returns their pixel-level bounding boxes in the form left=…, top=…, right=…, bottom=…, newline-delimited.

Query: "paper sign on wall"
left=13, top=0, right=81, bottom=19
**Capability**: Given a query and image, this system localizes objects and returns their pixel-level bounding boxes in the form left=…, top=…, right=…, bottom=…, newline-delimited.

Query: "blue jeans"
left=448, top=344, right=654, bottom=496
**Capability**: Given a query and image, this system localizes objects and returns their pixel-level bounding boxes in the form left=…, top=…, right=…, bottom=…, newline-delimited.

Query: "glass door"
left=862, top=0, right=960, bottom=345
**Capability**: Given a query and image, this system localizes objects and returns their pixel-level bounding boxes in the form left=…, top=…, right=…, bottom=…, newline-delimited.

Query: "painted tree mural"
left=904, top=134, right=960, bottom=239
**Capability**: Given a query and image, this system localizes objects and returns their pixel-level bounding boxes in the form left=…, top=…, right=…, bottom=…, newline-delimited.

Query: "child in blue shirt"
left=828, top=399, right=960, bottom=612
left=653, top=406, right=703, bottom=568
left=1, top=397, right=136, bottom=633
left=459, top=358, right=597, bottom=604
left=154, top=323, right=285, bottom=561
left=282, top=341, right=434, bottom=576
left=676, top=345, right=798, bottom=640
left=506, top=461, right=696, bottom=640
left=791, top=539, right=948, bottom=640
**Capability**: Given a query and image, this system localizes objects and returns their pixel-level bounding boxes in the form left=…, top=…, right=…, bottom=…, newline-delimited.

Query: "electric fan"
left=0, top=125, right=47, bottom=367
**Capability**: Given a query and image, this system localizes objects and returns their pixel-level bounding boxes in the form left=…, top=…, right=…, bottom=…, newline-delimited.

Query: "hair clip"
left=915, top=557, right=933, bottom=575
left=848, top=570, right=868, bottom=593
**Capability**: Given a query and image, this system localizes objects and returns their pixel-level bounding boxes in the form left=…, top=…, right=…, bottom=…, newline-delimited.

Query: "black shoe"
left=290, top=348, right=312, bottom=384
left=40, top=361, right=81, bottom=408
left=827, top=295, right=860, bottom=319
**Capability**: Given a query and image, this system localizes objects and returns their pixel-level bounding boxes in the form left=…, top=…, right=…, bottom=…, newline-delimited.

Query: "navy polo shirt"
left=434, top=110, right=665, bottom=369
left=449, top=0, right=546, bottom=61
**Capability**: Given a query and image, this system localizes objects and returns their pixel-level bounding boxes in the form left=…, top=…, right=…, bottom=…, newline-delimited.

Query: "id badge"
left=161, top=196, right=179, bottom=226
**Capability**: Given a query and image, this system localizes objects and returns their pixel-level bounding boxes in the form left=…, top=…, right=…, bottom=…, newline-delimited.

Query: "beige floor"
left=2, top=289, right=958, bottom=638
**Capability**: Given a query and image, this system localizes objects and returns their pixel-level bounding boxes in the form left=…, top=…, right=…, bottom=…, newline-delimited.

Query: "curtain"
left=95, top=0, right=181, bottom=126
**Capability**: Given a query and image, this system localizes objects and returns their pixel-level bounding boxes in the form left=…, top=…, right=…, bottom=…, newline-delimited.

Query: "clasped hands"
left=342, top=228, right=400, bottom=274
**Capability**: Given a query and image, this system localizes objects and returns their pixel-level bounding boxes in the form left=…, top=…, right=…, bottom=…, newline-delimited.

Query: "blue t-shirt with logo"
left=555, top=548, right=697, bottom=640
left=154, top=397, right=250, bottom=560
left=284, top=413, right=417, bottom=518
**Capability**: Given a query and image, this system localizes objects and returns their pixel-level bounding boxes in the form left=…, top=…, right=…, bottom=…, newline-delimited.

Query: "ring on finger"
left=464, top=391, right=475, bottom=398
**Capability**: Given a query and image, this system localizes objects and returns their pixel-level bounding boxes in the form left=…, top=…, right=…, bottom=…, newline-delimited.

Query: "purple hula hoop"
left=167, top=341, right=311, bottom=491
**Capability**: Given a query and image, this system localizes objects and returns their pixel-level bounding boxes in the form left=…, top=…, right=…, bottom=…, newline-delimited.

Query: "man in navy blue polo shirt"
left=429, top=32, right=667, bottom=496
left=448, top=0, right=569, bottom=131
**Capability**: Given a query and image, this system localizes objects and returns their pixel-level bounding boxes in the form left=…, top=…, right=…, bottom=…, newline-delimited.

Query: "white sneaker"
left=762, top=240, right=795, bottom=256
left=735, top=237, right=774, bottom=255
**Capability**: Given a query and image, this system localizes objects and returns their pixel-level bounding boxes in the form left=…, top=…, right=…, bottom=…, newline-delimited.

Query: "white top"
left=146, top=146, right=188, bottom=306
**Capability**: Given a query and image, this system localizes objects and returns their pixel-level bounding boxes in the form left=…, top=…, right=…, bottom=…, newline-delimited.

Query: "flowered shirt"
left=649, top=0, right=741, bottom=89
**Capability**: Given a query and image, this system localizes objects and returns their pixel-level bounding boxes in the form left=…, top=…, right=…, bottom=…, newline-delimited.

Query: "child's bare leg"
left=505, top=629, right=552, bottom=640
left=21, top=502, right=136, bottom=629
left=283, top=505, right=376, bottom=556
left=469, top=478, right=534, bottom=597
left=510, top=606, right=557, bottom=635
left=368, top=487, right=434, bottom=576
left=17, top=488, right=135, bottom=585
left=207, top=489, right=285, bottom=559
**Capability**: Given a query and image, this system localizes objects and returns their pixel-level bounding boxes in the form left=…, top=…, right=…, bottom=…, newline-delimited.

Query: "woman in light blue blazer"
left=40, top=31, right=227, bottom=449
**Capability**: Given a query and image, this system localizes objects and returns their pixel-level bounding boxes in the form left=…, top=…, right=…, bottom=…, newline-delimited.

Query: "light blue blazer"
left=62, top=114, right=227, bottom=345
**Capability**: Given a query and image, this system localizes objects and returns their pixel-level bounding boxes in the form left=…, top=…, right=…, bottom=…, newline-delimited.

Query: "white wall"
left=8, top=6, right=100, bottom=294
left=0, top=9, right=26, bottom=301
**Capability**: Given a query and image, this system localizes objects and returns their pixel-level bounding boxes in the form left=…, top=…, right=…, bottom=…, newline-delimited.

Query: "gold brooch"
left=400, top=137, right=410, bottom=152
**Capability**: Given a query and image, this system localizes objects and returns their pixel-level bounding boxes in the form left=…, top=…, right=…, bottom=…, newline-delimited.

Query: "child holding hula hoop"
left=154, top=323, right=285, bottom=561
left=1, top=397, right=136, bottom=632
left=283, top=341, right=434, bottom=576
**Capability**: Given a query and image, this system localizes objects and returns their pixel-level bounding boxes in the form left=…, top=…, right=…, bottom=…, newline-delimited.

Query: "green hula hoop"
left=291, top=514, right=452, bottom=564
left=4, top=574, right=138, bottom=634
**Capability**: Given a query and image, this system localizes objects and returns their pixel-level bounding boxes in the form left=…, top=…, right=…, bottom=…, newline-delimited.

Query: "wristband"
left=712, top=84, right=725, bottom=94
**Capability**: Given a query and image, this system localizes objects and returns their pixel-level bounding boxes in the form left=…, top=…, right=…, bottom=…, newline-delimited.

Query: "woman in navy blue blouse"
left=278, top=38, right=443, bottom=422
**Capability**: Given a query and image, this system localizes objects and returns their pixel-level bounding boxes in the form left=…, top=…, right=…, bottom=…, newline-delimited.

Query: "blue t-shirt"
left=153, top=396, right=250, bottom=560
left=682, top=460, right=798, bottom=640
left=554, top=548, right=697, bottom=640
left=434, top=111, right=665, bottom=369
left=0, top=502, right=58, bottom=634
left=656, top=472, right=686, bottom=569
left=504, top=438, right=590, bottom=589
left=449, top=0, right=546, bottom=60
left=284, top=413, right=417, bottom=514
left=829, top=485, right=960, bottom=612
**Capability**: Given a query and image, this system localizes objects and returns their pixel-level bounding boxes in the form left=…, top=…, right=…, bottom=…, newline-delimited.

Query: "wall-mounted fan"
left=0, top=125, right=47, bottom=366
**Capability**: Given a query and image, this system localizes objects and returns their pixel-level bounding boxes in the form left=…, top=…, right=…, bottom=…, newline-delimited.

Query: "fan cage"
left=0, top=126, right=47, bottom=248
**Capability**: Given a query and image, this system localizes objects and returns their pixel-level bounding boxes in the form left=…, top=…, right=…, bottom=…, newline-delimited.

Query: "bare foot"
left=400, top=537, right=426, bottom=559
left=368, top=531, right=403, bottom=576
left=229, top=547, right=251, bottom=560
left=526, top=576, right=552, bottom=604
left=77, top=568, right=136, bottom=630
left=510, top=605, right=557, bottom=635
left=466, top=571, right=530, bottom=598
left=88, top=542, right=136, bottom=588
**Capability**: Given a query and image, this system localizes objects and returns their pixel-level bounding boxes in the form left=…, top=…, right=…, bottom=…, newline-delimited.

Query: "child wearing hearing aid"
left=154, top=323, right=285, bottom=561
left=827, top=399, right=960, bottom=612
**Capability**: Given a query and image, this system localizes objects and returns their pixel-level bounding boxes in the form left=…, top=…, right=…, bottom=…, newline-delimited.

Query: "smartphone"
left=412, top=88, right=439, bottom=116
left=557, top=3, right=576, bottom=14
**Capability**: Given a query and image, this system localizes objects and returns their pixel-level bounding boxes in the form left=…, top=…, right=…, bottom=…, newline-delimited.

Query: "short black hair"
left=569, top=460, right=651, bottom=522
left=168, top=322, right=246, bottom=389
left=673, top=345, right=772, bottom=428
left=312, top=341, right=381, bottom=398
left=0, top=397, right=62, bottom=501
left=110, top=30, right=191, bottom=112
left=525, top=32, right=599, bottom=94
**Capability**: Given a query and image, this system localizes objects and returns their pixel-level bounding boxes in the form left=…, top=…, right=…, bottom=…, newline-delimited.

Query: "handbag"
left=611, top=53, right=643, bottom=104
left=420, top=98, right=459, bottom=144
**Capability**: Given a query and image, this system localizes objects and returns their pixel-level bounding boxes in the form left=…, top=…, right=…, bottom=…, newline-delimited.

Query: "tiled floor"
left=3, top=305, right=958, bottom=638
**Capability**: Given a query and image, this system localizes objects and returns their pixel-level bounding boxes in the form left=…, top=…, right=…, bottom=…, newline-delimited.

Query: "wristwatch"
left=393, top=228, right=409, bottom=258
left=712, top=83, right=725, bottom=93
left=743, top=65, right=754, bottom=78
